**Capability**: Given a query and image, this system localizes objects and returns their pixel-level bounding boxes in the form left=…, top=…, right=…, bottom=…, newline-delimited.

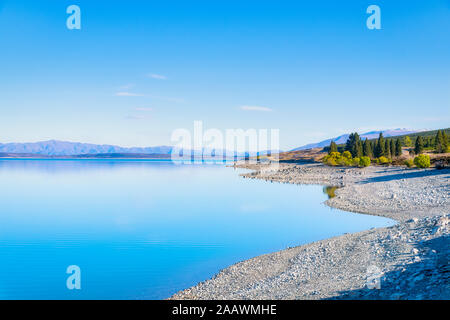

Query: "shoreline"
left=171, top=163, right=449, bottom=300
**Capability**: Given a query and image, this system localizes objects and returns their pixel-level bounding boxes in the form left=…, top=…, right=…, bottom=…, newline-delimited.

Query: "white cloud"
left=134, top=107, right=153, bottom=111
left=147, top=73, right=168, bottom=80
left=119, top=84, right=135, bottom=90
left=115, top=92, right=144, bottom=97
left=148, top=94, right=185, bottom=103
left=240, top=105, right=272, bottom=112
left=125, top=114, right=146, bottom=120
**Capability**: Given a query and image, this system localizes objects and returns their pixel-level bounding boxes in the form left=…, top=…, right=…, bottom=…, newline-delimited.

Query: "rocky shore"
left=172, top=163, right=449, bottom=300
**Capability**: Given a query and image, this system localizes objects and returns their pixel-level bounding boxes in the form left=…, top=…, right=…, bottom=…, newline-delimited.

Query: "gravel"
left=171, top=163, right=449, bottom=300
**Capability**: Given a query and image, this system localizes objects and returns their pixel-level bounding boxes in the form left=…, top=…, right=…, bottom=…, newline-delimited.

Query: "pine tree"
left=345, top=133, right=355, bottom=153
left=363, top=138, right=372, bottom=158
left=443, top=131, right=448, bottom=152
left=415, top=136, right=424, bottom=155
left=435, top=130, right=443, bottom=153
left=375, top=133, right=385, bottom=158
left=395, top=139, right=402, bottom=157
left=385, top=140, right=391, bottom=158
left=390, top=139, right=396, bottom=158
left=356, top=140, right=363, bottom=158
left=435, top=130, right=448, bottom=153
left=329, top=141, right=338, bottom=154
left=345, top=132, right=362, bottom=157
left=404, top=136, right=412, bottom=147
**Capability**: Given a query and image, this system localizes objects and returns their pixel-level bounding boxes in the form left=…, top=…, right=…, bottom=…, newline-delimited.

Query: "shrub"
left=323, top=152, right=340, bottom=166
left=413, top=154, right=430, bottom=168
left=326, top=157, right=337, bottom=166
left=404, top=159, right=414, bottom=168
left=337, top=156, right=352, bottom=166
left=329, top=152, right=341, bottom=158
left=359, top=156, right=371, bottom=167
left=342, top=151, right=352, bottom=160
left=352, top=157, right=360, bottom=167
left=376, top=156, right=390, bottom=165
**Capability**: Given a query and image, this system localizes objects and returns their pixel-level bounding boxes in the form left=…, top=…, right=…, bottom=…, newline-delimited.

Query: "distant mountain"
left=0, top=140, right=174, bottom=156
left=0, top=140, right=280, bottom=157
left=292, top=129, right=423, bottom=151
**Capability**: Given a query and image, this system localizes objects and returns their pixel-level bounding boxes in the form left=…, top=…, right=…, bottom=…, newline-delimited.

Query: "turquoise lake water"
left=0, top=160, right=394, bottom=299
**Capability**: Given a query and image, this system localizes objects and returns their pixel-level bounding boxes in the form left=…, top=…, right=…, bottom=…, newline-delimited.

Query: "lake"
left=0, top=160, right=394, bottom=299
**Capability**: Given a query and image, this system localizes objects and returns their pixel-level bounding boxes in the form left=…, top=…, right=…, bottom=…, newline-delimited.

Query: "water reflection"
left=323, top=186, right=340, bottom=199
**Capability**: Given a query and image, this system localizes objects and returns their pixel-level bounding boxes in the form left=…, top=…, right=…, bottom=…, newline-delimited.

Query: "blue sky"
left=0, top=0, right=449, bottom=149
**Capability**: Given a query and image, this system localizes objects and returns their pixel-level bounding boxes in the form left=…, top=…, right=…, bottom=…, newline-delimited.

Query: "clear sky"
left=0, top=0, right=449, bottom=150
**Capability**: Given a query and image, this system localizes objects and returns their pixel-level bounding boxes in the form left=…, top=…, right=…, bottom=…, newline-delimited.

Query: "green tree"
left=404, top=136, right=412, bottom=147
left=435, top=130, right=443, bottom=153
left=435, top=130, right=448, bottom=153
left=355, top=140, right=363, bottom=158
left=374, top=133, right=385, bottom=158
left=390, top=139, right=396, bottom=158
left=414, top=136, right=424, bottom=155
left=329, top=141, right=338, bottom=154
left=363, top=138, right=372, bottom=158
left=385, top=140, right=391, bottom=158
left=345, top=133, right=362, bottom=158
left=395, top=139, right=402, bottom=157
left=443, top=131, right=449, bottom=152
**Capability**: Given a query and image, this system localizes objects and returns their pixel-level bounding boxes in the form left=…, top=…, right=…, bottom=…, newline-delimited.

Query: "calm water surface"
left=0, top=160, right=394, bottom=299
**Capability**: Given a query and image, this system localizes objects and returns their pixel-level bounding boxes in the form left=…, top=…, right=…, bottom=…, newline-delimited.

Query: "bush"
left=352, top=157, right=360, bottom=167
left=342, top=151, right=352, bottom=160
left=404, top=159, right=414, bottom=168
left=322, top=151, right=353, bottom=167
left=414, top=154, right=430, bottom=168
left=359, top=156, right=371, bottom=167
left=326, top=157, right=337, bottom=166
left=376, top=156, right=390, bottom=165
left=337, top=156, right=352, bottom=166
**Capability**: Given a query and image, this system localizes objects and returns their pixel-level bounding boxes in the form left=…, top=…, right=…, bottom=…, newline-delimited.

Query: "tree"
left=329, top=141, right=338, bottom=154
left=356, top=140, right=363, bottom=158
left=345, top=133, right=362, bottom=158
left=385, top=140, right=391, bottom=158
left=374, top=133, right=385, bottom=158
left=345, top=133, right=355, bottom=153
left=395, top=139, right=402, bottom=157
left=363, top=138, right=372, bottom=158
left=435, top=130, right=449, bottom=153
left=444, top=131, right=449, bottom=152
left=414, top=136, right=424, bottom=155
left=404, top=136, right=412, bottom=147
left=390, top=139, right=396, bottom=158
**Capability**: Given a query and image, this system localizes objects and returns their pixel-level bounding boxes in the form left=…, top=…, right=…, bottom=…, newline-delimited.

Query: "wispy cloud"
left=240, top=105, right=272, bottom=112
left=125, top=114, right=146, bottom=120
left=148, top=95, right=185, bottom=103
left=119, top=84, right=135, bottom=90
left=115, top=92, right=144, bottom=97
left=147, top=73, right=168, bottom=80
left=134, top=107, right=153, bottom=111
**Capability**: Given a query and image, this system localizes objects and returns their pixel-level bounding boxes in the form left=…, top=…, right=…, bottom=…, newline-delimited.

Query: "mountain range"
left=0, top=129, right=422, bottom=156
left=291, top=129, right=423, bottom=151
left=0, top=140, right=276, bottom=157
left=0, top=140, right=174, bottom=156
